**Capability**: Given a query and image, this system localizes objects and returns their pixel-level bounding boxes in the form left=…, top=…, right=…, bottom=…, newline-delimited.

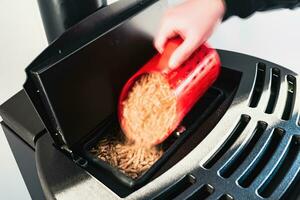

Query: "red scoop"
left=118, top=38, right=221, bottom=145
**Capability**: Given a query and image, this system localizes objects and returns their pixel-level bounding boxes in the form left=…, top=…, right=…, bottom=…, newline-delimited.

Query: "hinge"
left=53, top=130, right=67, bottom=148
left=61, top=144, right=88, bottom=168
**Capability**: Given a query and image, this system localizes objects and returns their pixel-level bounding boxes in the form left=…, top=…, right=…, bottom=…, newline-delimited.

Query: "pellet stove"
left=1, top=0, right=300, bottom=199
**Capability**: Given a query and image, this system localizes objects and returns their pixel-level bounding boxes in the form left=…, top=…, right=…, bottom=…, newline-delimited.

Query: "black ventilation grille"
left=189, top=125, right=299, bottom=200
left=167, top=60, right=299, bottom=200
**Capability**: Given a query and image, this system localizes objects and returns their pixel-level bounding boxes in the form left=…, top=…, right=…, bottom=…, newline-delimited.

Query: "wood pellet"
left=91, top=133, right=163, bottom=179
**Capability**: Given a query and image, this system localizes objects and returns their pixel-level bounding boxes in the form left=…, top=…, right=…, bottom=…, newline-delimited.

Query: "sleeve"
left=223, top=0, right=300, bottom=20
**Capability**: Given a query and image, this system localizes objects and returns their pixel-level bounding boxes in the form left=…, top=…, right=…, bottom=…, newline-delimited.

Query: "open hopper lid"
left=23, top=0, right=164, bottom=150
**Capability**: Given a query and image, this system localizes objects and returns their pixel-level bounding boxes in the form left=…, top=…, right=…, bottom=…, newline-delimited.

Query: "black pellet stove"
left=1, top=0, right=300, bottom=199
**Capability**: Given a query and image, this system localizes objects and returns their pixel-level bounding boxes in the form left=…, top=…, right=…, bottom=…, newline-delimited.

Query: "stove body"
left=1, top=0, right=300, bottom=199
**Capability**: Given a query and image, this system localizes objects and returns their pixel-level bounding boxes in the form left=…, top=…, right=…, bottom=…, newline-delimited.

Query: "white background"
left=0, top=0, right=299, bottom=199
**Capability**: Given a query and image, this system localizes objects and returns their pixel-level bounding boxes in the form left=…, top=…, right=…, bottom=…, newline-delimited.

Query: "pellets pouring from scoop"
left=122, top=73, right=177, bottom=146
left=119, top=38, right=221, bottom=146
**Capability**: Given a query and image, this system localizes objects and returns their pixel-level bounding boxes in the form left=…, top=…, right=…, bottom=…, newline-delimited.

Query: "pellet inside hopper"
left=90, top=131, right=163, bottom=179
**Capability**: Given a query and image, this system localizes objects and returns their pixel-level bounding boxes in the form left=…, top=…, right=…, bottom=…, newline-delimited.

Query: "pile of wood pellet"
left=90, top=133, right=163, bottom=179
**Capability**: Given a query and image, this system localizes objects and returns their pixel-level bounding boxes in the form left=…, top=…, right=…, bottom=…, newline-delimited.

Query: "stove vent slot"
left=282, top=75, right=296, bottom=120
left=258, top=135, right=300, bottom=198
left=284, top=165, right=300, bottom=200
left=186, top=184, right=214, bottom=200
left=265, top=68, right=281, bottom=114
left=238, top=128, right=285, bottom=188
left=249, top=63, right=266, bottom=108
left=203, top=115, right=251, bottom=169
left=219, top=121, right=267, bottom=178
left=218, top=194, right=234, bottom=200
left=153, top=174, right=196, bottom=200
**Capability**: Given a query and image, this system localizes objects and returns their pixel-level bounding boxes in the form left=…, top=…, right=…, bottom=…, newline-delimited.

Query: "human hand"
left=154, top=0, right=226, bottom=68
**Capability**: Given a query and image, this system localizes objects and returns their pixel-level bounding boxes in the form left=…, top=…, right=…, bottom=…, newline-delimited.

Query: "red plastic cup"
left=118, top=38, right=221, bottom=145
